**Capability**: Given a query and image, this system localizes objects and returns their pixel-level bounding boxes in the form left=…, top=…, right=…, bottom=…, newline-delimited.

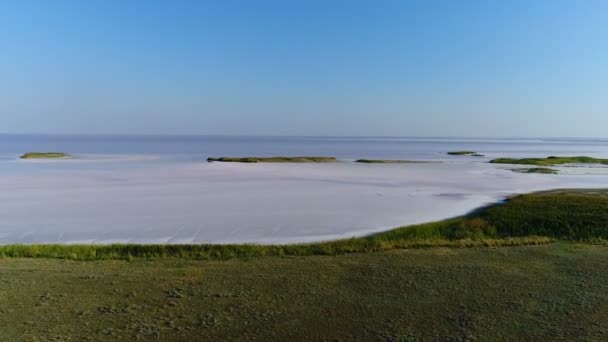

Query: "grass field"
left=1, top=243, right=606, bottom=341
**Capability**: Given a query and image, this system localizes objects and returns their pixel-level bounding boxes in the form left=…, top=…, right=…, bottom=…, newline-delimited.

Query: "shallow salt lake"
left=2, top=154, right=608, bottom=244
left=1, top=135, right=608, bottom=244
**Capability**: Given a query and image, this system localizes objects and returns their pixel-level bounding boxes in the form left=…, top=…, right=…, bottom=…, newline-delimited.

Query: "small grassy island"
left=207, top=156, right=337, bottom=163
left=355, top=159, right=436, bottom=163
left=490, top=156, right=608, bottom=166
left=511, top=167, right=559, bottom=174
left=447, top=151, right=484, bottom=156
left=447, top=151, right=476, bottom=155
left=19, top=152, right=70, bottom=159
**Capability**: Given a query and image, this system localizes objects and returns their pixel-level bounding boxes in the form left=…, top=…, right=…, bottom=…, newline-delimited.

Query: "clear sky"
left=1, top=0, right=607, bottom=137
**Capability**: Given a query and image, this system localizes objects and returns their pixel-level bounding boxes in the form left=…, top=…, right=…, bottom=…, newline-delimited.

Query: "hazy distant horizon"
left=2, top=132, right=608, bottom=140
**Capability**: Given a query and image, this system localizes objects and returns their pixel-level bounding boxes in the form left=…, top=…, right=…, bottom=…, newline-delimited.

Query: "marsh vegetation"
left=207, top=156, right=337, bottom=163
left=20, top=152, right=70, bottom=159
left=478, top=190, right=608, bottom=240
left=490, top=156, right=608, bottom=166
left=447, top=151, right=477, bottom=155
left=355, top=159, right=435, bottom=163
left=511, top=167, right=559, bottom=174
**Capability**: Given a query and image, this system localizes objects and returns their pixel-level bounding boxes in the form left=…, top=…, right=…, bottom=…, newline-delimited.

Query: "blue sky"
left=1, top=0, right=607, bottom=137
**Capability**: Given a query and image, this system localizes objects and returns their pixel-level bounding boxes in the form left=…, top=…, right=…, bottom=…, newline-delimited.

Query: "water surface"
left=1, top=135, right=607, bottom=244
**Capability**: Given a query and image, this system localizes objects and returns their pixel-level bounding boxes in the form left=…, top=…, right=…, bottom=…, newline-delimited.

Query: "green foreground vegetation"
left=511, top=167, right=559, bottom=174
left=490, top=156, right=608, bottom=166
left=207, top=156, right=337, bottom=163
left=19, top=152, right=70, bottom=159
left=1, top=243, right=606, bottom=341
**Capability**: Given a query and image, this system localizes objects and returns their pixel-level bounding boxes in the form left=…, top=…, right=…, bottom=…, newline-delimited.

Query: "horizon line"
left=1, top=132, right=608, bottom=140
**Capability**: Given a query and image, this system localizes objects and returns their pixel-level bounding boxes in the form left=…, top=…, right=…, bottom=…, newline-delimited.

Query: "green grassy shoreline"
left=2, top=189, right=607, bottom=261
left=0, top=236, right=553, bottom=261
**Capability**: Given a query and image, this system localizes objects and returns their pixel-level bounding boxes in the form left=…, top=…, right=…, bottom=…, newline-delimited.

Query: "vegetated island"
left=511, top=167, right=559, bottom=174
left=355, top=159, right=438, bottom=163
left=447, top=151, right=484, bottom=157
left=490, top=156, right=608, bottom=166
left=207, top=156, right=337, bottom=163
left=2, top=189, right=608, bottom=340
left=20, top=152, right=71, bottom=159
